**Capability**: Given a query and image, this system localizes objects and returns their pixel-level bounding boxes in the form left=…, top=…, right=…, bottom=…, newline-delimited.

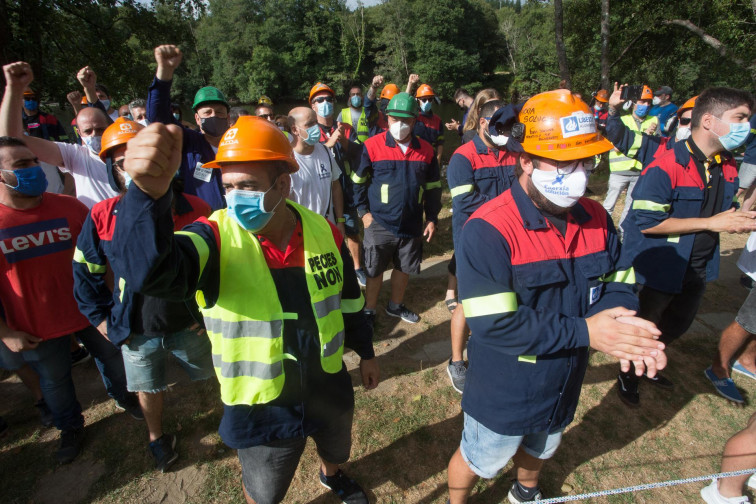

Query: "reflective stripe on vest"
left=199, top=201, right=346, bottom=406
left=340, top=107, right=369, bottom=143
left=608, top=115, right=657, bottom=172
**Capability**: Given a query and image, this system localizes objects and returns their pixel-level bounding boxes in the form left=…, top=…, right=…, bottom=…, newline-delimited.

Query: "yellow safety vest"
left=198, top=201, right=359, bottom=406
left=608, top=114, right=659, bottom=172
left=340, top=107, right=369, bottom=143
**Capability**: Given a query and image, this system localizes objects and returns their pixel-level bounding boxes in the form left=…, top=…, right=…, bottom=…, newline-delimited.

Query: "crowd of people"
left=1, top=42, right=756, bottom=504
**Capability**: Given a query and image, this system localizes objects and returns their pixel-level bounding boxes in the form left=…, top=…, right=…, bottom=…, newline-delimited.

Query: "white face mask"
left=531, top=164, right=588, bottom=208
left=675, top=126, right=691, bottom=141
left=389, top=121, right=411, bottom=142
left=652, top=96, right=661, bottom=106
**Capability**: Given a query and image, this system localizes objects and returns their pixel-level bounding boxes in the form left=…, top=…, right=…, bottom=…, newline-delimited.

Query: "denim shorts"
left=343, top=208, right=360, bottom=237
left=121, top=327, right=214, bottom=393
left=459, top=412, right=564, bottom=479
left=739, top=162, right=756, bottom=190
left=737, top=286, right=756, bottom=334
left=0, top=339, right=26, bottom=370
left=238, top=408, right=354, bottom=504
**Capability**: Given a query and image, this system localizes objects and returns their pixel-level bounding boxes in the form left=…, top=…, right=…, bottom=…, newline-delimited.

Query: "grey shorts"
left=238, top=409, right=354, bottom=504
left=740, top=162, right=756, bottom=190
left=363, top=219, right=422, bottom=277
left=736, top=286, right=756, bottom=334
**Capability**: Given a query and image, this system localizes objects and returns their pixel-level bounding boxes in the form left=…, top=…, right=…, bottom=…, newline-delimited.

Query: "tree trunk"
left=554, top=0, right=571, bottom=89
left=600, top=0, right=610, bottom=90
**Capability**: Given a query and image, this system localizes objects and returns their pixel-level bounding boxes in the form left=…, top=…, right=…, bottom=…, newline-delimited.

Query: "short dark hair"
left=0, top=136, right=27, bottom=149
left=479, top=100, right=504, bottom=125
left=254, top=104, right=272, bottom=115
left=95, top=83, right=110, bottom=97
left=454, top=88, right=471, bottom=101
left=231, top=107, right=252, bottom=123
left=692, top=87, right=754, bottom=128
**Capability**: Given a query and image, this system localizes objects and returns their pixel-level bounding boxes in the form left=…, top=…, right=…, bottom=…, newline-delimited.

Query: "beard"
left=526, top=177, right=571, bottom=216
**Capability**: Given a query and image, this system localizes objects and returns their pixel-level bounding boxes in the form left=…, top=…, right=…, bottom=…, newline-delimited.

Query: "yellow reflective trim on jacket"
left=424, top=181, right=441, bottom=190
left=350, top=171, right=368, bottom=184
left=600, top=267, right=636, bottom=285
left=73, top=247, right=106, bottom=274
left=632, top=199, right=671, bottom=212
left=518, top=355, right=537, bottom=364
left=417, top=186, right=424, bottom=204
left=118, top=277, right=126, bottom=303
left=450, top=184, right=474, bottom=198
left=341, top=293, right=365, bottom=314
left=381, top=184, right=389, bottom=203
left=462, top=292, right=518, bottom=318
left=608, top=115, right=657, bottom=172
left=175, top=230, right=210, bottom=280
left=667, top=234, right=680, bottom=243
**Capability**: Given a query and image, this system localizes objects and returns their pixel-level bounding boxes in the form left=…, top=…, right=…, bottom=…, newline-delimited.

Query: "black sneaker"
left=35, top=398, right=54, bottom=427
left=385, top=304, right=420, bottom=324
left=71, top=346, right=91, bottom=367
left=642, top=372, right=674, bottom=389
left=319, top=469, right=368, bottom=504
left=56, top=427, right=85, bottom=464
left=355, top=269, right=367, bottom=288
left=447, top=359, right=467, bottom=394
left=115, top=393, right=144, bottom=420
left=617, top=373, right=640, bottom=408
left=149, top=433, right=179, bottom=473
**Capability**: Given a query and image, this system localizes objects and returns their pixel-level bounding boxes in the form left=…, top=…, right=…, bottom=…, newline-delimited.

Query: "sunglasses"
left=555, top=157, right=596, bottom=175
left=112, top=158, right=125, bottom=170
left=419, top=98, right=432, bottom=104
left=679, top=117, right=692, bottom=126
left=312, top=96, right=334, bottom=104
left=258, top=113, right=273, bottom=120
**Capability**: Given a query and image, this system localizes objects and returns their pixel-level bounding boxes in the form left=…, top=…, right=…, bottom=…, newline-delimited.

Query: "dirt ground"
left=3, top=190, right=756, bottom=503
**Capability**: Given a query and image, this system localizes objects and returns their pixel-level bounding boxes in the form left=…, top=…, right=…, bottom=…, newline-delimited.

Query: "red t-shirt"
left=0, top=193, right=90, bottom=339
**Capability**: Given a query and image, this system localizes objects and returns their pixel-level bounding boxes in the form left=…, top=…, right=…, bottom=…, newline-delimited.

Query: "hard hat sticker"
left=221, top=128, right=239, bottom=146
left=559, top=112, right=595, bottom=139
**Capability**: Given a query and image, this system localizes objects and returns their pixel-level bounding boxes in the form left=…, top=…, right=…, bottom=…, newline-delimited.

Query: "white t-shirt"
left=738, top=232, right=756, bottom=280
left=41, top=161, right=64, bottom=194
left=290, top=143, right=342, bottom=223
left=56, top=142, right=119, bottom=209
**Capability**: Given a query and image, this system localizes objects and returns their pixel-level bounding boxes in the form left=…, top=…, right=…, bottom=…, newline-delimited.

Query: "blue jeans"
left=76, top=325, right=129, bottom=403
left=22, top=336, right=83, bottom=431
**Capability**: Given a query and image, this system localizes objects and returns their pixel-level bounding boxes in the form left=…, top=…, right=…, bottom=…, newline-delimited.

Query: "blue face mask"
left=121, top=170, right=132, bottom=190
left=3, top=165, right=48, bottom=196
left=82, top=135, right=102, bottom=155
left=635, top=103, right=649, bottom=117
left=714, top=116, right=751, bottom=151
left=302, top=124, right=321, bottom=145
left=173, top=113, right=181, bottom=121
left=100, top=99, right=111, bottom=110
left=126, top=114, right=133, bottom=120
left=350, top=95, right=362, bottom=108
left=24, top=99, right=39, bottom=111
left=419, top=100, right=432, bottom=114
left=225, top=181, right=282, bottom=232
left=316, top=101, right=334, bottom=118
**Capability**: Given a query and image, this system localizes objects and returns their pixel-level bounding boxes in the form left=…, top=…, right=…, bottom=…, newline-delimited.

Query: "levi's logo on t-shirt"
left=0, top=218, right=73, bottom=263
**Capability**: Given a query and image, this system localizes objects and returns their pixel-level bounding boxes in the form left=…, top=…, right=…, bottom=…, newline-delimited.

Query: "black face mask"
left=379, top=98, right=390, bottom=114
left=200, top=116, right=229, bottom=137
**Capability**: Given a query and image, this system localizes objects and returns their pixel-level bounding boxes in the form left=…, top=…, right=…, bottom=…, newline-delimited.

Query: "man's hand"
left=586, top=307, right=666, bottom=376
left=77, top=66, right=97, bottom=91
left=189, top=322, right=206, bottom=337
left=708, top=208, right=756, bottom=234
left=361, top=212, right=373, bottom=229
left=67, top=90, right=82, bottom=107
left=407, top=73, right=420, bottom=93
left=155, top=45, right=183, bottom=81
left=325, top=126, right=342, bottom=149
left=124, top=123, right=184, bottom=200
left=371, top=75, right=384, bottom=88
left=423, top=221, right=436, bottom=242
left=3, top=62, right=34, bottom=92
left=2, top=330, right=42, bottom=352
left=445, top=118, right=460, bottom=131
left=359, top=358, right=380, bottom=390
left=645, top=122, right=658, bottom=135
left=96, top=319, right=108, bottom=340
left=608, top=82, right=626, bottom=111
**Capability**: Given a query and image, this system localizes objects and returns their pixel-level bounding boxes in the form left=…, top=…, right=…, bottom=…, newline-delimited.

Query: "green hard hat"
left=386, top=92, right=418, bottom=118
left=192, top=86, right=229, bottom=111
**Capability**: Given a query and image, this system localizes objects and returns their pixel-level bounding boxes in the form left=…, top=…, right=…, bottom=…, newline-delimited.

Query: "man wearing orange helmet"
left=445, top=89, right=667, bottom=504
left=407, top=74, right=444, bottom=167
left=592, top=89, right=609, bottom=132
left=109, top=117, right=378, bottom=503
left=73, top=117, right=214, bottom=473
left=603, top=84, right=659, bottom=227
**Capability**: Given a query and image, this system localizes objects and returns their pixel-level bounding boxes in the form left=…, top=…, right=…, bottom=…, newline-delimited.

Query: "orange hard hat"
left=202, top=116, right=298, bottom=172
left=99, top=117, right=144, bottom=161
left=23, top=88, right=35, bottom=97
left=416, top=84, right=435, bottom=99
left=595, top=89, right=609, bottom=103
left=677, top=95, right=698, bottom=118
left=516, top=89, right=613, bottom=161
left=640, top=85, right=653, bottom=101
left=308, top=82, right=334, bottom=103
left=81, top=96, right=88, bottom=104
left=380, top=83, right=400, bottom=100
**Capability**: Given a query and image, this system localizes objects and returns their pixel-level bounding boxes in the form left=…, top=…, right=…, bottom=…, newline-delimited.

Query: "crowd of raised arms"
left=2, top=42, right=756, bottom=504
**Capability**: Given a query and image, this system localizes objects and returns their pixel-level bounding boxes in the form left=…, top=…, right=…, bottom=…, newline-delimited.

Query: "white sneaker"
left=701, top=479, right=750, bottom=503
left=748, top=473, right=756, bottom=490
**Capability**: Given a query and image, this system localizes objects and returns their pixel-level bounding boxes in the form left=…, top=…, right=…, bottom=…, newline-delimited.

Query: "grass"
left=2, top=187, right=755, bottom=503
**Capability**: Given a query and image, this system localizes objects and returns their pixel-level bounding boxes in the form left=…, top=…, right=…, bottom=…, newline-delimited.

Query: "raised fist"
left=371, top=75, right=384, bottom=88
left=3, top=62, right=34, bottom=91
left=154, top=45, right=183, bottom=71
left=77, top=66, right=97, bottom=89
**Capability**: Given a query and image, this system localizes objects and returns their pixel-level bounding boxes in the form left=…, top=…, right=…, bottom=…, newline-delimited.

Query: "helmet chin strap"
left=105, top=157, right=121, bottom=193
